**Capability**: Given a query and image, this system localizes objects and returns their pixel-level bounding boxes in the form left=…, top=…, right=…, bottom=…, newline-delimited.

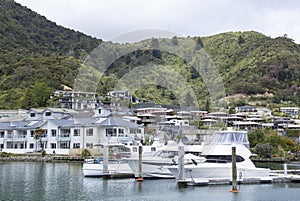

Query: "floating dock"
left=177, top=174, right=300, bottom=187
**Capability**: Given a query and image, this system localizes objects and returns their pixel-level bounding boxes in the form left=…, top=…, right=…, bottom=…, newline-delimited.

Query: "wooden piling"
left=230, top=145, right=239, bottom=193
left=136, top=144, right=143, bottom=182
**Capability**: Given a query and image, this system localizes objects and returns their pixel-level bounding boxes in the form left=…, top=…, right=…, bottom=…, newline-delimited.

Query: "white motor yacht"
left=126, top=141, right=204, bottom=179
left=167, top=130, right=271, bottom=180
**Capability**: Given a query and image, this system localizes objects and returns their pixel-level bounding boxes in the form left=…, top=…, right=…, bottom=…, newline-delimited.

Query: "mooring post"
left=136, top=143, right=143, bottom=181
left=103, top=144, right=109, bottom=174
left=230, top=145, right=239, bottom=193
left=284, top=163, right=288, bottom=176
left=178, top=141, right=185, bottom=180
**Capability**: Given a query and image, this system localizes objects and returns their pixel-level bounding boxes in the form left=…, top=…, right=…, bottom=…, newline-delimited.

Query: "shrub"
left=82, top=149, right=91, bottom=157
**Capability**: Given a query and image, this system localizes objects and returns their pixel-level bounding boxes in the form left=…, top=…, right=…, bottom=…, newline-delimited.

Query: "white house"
left=0, top=116, right=144, bottom=155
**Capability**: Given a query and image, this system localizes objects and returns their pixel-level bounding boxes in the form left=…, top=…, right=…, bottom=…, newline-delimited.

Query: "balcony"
left=5, top=135, right=27, bottom=142
left=56, top=134, right=71, bottom=141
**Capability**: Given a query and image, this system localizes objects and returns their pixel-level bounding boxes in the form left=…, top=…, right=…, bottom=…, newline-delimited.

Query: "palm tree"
left=34, top=128, right=45, bottom=152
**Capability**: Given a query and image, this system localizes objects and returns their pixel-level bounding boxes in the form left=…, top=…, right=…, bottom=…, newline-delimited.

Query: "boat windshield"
left=214, top=131, right=250, bottom=149
left=155, top=150, right=177, bottom=158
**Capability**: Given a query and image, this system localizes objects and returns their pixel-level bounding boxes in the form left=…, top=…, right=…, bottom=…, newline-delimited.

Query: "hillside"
left=0, top=0, right=102, bottom=109
left=1, top=0, right=300, bottom=110
left=95, top=32, right=300, bottom=109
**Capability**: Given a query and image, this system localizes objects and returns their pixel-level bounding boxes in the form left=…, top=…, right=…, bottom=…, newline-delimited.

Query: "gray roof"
left=94, top=117, right=140, bottom=128
left=48, top=119, right=75, bottom=128
left=0, top=120, right=45, bottom=130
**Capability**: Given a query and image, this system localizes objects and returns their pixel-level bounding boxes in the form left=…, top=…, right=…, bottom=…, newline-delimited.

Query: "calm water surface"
left=1, top=161, right=300, bottom=201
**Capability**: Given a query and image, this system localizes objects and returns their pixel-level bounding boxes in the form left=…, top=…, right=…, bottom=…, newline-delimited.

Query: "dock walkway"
left=178, top=174, right=300, bottom=186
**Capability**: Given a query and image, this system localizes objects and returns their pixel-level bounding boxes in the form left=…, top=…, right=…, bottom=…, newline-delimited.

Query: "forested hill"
left=0, top=0, right=101, bottom=109
left=1, top=0, right=300, bottom=110
left=97, top=32, right=300, bottom=108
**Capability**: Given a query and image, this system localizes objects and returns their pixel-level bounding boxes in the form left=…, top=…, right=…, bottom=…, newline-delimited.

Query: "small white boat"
left=82, top=139, right=166, bottom=177
left=82, top=158, right=133, bottom=177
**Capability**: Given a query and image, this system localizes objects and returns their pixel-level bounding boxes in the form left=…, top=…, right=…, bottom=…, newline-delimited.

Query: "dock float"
left=177, top=175, right=300, bottom=186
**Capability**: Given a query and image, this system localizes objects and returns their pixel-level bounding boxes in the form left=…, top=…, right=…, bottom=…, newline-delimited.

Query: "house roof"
left=48, top=119, right=75, bottom=128
left=95, top=117, right=140, bottom=128
left=0, top=120, right=45, bottom=130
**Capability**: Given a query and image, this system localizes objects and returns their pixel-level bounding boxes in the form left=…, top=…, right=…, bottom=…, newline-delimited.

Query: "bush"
left=81, top=149, right=91, bottom=157
left=255, top=143, right=272, bottom=158
left=41, top=150, right=46, bottom=157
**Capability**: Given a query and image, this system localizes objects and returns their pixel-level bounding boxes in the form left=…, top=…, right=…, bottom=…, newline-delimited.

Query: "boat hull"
left=126, top=158, right=175, bottom=179
left=82, top=162, right=133, bottom=177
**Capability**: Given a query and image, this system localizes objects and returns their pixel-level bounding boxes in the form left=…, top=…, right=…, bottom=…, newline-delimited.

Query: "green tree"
left=171, top=36, right=178, bottom=46
left=31, top=82, right=54, bottom=107
left=205, top=98, right=210, bottom=112
left=194, top=37, right=203, bottom=50
left=238, top=35, right=245, bottom=45
left=255, top=143, right=272, bottom=158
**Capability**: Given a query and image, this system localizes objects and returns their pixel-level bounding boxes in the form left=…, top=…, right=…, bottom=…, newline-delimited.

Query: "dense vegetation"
left=1, top=0, right=300, bottom=110
left=248, top=128, right=297, bottom=159
left=0, top=0, right=101, bottom=109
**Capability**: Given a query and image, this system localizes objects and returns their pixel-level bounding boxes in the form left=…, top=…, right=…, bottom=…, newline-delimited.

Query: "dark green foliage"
left=255, top=143, right=272, bottom=158
left=194, top=37, right=203, bottom=50
left=238, top=36, right=244, bottom=45
left=82, top=149, right=91, bottom=157
left=248, top=129, right=296, bottom=157
left=171, top=36, right=178, bottom=46
left=0, top=0, right=101, bottom=109
left=1, top=0, right=300, bottom=109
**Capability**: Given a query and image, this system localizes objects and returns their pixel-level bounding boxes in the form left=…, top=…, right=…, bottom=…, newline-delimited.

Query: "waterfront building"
left=0, top=110, right=144, bottom=155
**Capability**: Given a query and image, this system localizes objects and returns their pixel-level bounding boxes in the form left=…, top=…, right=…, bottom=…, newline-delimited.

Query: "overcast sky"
left=15, top=0, right=300, bottom=43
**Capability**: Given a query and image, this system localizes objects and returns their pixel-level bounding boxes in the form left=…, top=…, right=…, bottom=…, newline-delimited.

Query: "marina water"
left=1, top=161, right=300, bottom=201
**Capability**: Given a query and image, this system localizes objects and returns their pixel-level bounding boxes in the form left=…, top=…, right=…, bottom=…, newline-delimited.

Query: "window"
left=0, top=131, right=4, bottom=138
left=130, top=128, right=136, bottom=134
left=60, top=142, right=69, bottom=149
left=106, top=128, right=117, bottom=137
left=61, top=129, right=70, bottom=137
left=118, top=128, right=124, bottom=137
left=30, top=113, right=36, bottom=117
left=73, top=143, right=80, bottom=149
left=51, top=130, right=57, bottom=137
left=98, top=109, right=102, bottom=114
left=30, top=130, right=35, bottom=137
left=137, top=129, right=142, bottom=134
left=45, top=112, right=51, bottom=116
left=74, top=129, right=80, bottom=136
left=30, top=143, right=34, bottom=149
left=50, top=143, right=56, bottom=149
left=86, top=128, right=93, bottom=136
left=86, top=143, right=93, bottom=148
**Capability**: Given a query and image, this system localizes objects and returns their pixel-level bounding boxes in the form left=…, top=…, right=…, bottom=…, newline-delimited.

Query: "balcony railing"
left=56, top=134, right=71, bottom=141
left=5, top=135, right=27, bottom=142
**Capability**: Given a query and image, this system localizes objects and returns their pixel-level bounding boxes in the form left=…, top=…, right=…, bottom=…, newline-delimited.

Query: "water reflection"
left=1, top=162, right=300, bottom=201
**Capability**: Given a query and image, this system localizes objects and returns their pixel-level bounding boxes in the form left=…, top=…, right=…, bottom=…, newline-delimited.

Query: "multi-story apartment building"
left=0, top=108, right=144, bottom=155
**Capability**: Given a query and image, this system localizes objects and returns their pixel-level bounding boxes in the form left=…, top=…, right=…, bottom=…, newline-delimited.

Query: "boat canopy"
left=213, top=131, right=249, bottom=149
